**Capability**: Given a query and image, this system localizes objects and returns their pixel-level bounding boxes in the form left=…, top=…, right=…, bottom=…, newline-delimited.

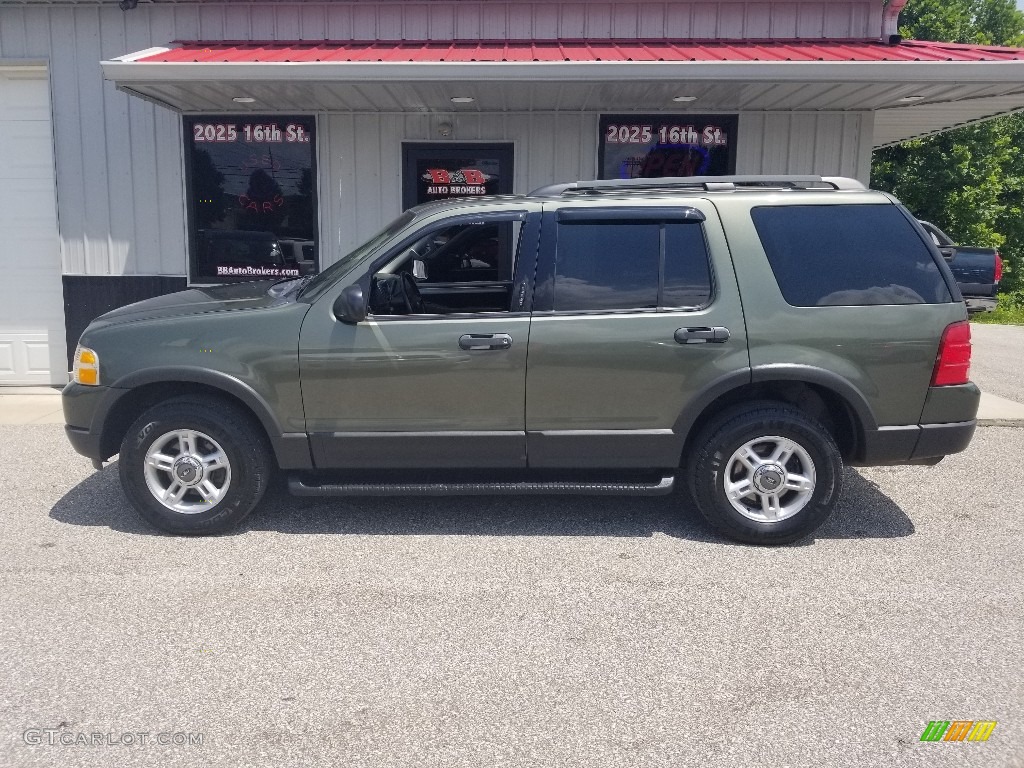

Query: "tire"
left=118, top=397, right=271, bottom=535
left=688, top=402, right=843, bottom=545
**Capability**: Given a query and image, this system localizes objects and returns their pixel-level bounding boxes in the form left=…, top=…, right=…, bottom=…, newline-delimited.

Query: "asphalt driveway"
left=0, top=422, right=1021, bottom=768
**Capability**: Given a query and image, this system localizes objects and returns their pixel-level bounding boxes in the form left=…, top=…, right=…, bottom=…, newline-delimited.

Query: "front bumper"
left=62, top=382, right=129, bottom=462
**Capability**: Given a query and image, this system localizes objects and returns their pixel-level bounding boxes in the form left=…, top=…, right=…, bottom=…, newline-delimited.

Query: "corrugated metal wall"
left=737, top=112, right=873, bottom=182
left=0, top=2, right=878, bottom=276
left=324, top=111, right=872, bottom=256
left=321, top=113, right=601, bottom=257
left=0, top=4, right=189, bottom=278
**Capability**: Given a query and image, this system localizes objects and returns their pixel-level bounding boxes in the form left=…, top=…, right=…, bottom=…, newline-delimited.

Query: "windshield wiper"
left=267, top=275, right=313, bottom=299
left=293, top=274, right=316, bottom=298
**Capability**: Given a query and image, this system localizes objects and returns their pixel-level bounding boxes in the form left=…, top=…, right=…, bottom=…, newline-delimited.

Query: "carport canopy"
left=101, top=38, right=1024, bottom=146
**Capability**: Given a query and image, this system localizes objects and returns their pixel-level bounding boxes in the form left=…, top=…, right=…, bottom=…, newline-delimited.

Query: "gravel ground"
left=970, top=323, right=1024, bottom=403
left=0, top=424, right=1022, bottom=768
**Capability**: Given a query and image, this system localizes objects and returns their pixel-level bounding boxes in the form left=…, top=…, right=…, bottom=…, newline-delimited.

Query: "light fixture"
left=232, top=96, right=256, bottom=104
left=672, top=95, right=698, bottom=103
left=450, top=96, right=475, bottom=104
left=437, top=121, right=453, bottom=137
left=898, top=95, right=926, bottom=103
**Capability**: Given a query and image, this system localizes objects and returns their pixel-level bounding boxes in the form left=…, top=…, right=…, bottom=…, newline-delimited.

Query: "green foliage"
left=972, top=296, right=1024, bottom=324
left=872, top=0, right=1024, bottom=297
left=898, top=0, right=1024, bottom=45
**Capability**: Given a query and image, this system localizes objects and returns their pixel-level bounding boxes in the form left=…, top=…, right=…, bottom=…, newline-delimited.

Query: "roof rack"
left=529, top=175, right=866, bottom=196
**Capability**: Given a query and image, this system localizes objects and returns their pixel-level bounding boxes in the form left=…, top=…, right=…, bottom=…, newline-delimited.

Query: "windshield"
left=299, top=212, right=416, bottom=301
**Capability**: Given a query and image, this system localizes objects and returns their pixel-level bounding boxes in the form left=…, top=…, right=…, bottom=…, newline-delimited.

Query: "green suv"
left=62, top=176, right=980, bottom=544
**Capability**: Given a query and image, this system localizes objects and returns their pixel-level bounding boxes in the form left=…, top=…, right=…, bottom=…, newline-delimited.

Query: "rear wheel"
left=119, top=398, right=271, bottom=535
left=688, top=403, right=843, bottom=545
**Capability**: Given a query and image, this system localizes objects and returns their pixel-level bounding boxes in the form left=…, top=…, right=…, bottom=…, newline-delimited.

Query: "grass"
left=971, top=304, right=1024, bottom=325
left=970, top=288, right=1024, bottom=325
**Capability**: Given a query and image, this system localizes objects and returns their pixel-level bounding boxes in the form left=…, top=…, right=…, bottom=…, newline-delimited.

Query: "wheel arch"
left=676, top=366, right=876, bottom=465
left=100, top=369, right=311, bottom=469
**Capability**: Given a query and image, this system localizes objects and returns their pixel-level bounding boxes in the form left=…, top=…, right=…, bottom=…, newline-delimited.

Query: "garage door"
left=0, top=67, right=65, bottom=385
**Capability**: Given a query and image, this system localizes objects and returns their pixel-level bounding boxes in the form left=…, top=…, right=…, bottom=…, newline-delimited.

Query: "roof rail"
left=529, top=175, right=866, bottom=196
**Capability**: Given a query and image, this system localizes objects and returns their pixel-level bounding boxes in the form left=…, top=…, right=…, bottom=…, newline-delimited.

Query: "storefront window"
left=402, top=143, right=514, bottom=210
left=184, top=116, right=318, bottom=282
left=598, top=114, right=738, bottom=180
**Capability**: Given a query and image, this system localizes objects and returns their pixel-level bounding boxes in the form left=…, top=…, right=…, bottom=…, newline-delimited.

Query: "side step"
left=289, top=474, right=675, bottom=498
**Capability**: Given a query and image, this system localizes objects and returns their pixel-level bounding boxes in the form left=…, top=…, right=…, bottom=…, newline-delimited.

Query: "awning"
left=102, top=38, right=1024, bottom=145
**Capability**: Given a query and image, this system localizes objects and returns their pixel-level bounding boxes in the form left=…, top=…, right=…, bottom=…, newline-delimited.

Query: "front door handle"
left=675, top=326, right=730, bottom=344
left=459, top=333, right=513, bottom=351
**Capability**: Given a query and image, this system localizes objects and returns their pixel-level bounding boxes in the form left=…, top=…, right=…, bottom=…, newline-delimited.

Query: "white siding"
left=0, top=67, right=66, bottom=384
left=736, top=111, right=873, bottom=184
left=312, top=1, right=881, bottom=42
left=322, top=110, right=871, bottom=262
left=321, top=112, right=600, bottom=259
left=0, top=2, right=882, bottom=277
left=0, top=4, right=188, bottom=277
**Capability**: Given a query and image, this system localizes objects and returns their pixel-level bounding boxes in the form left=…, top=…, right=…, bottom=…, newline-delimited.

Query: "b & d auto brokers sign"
left=599, top=114, right=738, bottom=179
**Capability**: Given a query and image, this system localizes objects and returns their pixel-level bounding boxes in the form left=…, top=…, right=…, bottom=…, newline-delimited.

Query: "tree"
left=870, top=0, right=1024, bottom=293
left=897, top=0, right=1024, bottom=45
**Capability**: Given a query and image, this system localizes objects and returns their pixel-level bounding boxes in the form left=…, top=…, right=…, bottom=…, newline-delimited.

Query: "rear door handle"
left=459, top=333, right=513, bottom=351
left=675, top=326, right=730, bottom=344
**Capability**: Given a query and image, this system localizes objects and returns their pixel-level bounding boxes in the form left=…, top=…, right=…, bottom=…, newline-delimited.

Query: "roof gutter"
left=101, top=59, right=1024, bottom=86
left=882, top=0, right=910, bottom=41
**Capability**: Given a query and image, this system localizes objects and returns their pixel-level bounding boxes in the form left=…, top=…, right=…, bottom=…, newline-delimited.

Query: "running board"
left=288, top=475, right=676, bottom=497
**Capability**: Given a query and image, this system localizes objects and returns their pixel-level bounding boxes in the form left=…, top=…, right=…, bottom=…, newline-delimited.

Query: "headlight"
left=73, top=346, right=100, bottom=386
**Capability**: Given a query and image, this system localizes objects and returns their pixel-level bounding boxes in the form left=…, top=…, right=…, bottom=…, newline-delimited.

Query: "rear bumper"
left=852, top=383, right=980, bottom=466
left=853, top=420, right=976, bottom=466
left=914, top=420, right=976, bottom=458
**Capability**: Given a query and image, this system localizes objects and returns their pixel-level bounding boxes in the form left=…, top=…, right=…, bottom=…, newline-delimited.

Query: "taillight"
left=931, top=321, right=971, bottom=386
left=994, top=251, right=1003, bottom=284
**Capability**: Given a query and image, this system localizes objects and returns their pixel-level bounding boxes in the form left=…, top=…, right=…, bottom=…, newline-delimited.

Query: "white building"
left=2, top=0, right=1024, bottom=384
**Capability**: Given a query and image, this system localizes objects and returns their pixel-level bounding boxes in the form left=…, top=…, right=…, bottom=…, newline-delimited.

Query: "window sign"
left=184, top=115, right=318, bottom=282
left=598, top=114, right=738, bottom=180
left=402, top=143, right=514, bottom=210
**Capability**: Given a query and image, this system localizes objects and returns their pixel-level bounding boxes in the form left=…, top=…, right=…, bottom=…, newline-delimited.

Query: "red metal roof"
left=137, top=39, right=1024, bottom=64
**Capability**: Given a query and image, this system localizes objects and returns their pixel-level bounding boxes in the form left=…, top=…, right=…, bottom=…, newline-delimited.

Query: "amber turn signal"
left=73, top=346, right=100, bottom=386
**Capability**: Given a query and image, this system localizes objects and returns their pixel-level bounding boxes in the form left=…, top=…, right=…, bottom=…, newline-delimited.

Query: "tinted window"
left=185, top=115, right=317, bottom=283
left=663, top=223, right=712, bottom=307
left=751, top=205, right=952, bottom=306
left=554, top=223, right=660, bottom=311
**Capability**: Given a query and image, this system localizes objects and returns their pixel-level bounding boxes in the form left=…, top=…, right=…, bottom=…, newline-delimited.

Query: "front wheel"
left=689, top=404, right=843, bottom=545
left=119, top=398, right=271, bottom=535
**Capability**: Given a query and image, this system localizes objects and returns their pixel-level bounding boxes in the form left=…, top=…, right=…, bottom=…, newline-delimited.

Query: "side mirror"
left=412, top=259, right=427, bottom=281
left=333, top=284, right=367, bottom=324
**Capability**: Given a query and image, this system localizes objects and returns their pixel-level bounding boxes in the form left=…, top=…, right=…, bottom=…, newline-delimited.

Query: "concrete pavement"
left=3, top=422, right=1023, bottom=768
left=2, top=327, right=1022, bottom=768
left=0, top=387, right=64, bottom=425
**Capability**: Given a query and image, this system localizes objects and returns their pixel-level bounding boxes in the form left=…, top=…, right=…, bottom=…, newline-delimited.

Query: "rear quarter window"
left=750, top=204, right=953, bottom=306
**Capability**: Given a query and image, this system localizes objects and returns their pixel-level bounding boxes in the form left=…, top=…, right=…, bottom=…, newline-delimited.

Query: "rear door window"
left=554, top=222, right=661, bottom=311
left=552, top=219, right=712, bottom=312
left=751, top=204, right=953, bottom=306
left=663, top=223, right=714, bottom=308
